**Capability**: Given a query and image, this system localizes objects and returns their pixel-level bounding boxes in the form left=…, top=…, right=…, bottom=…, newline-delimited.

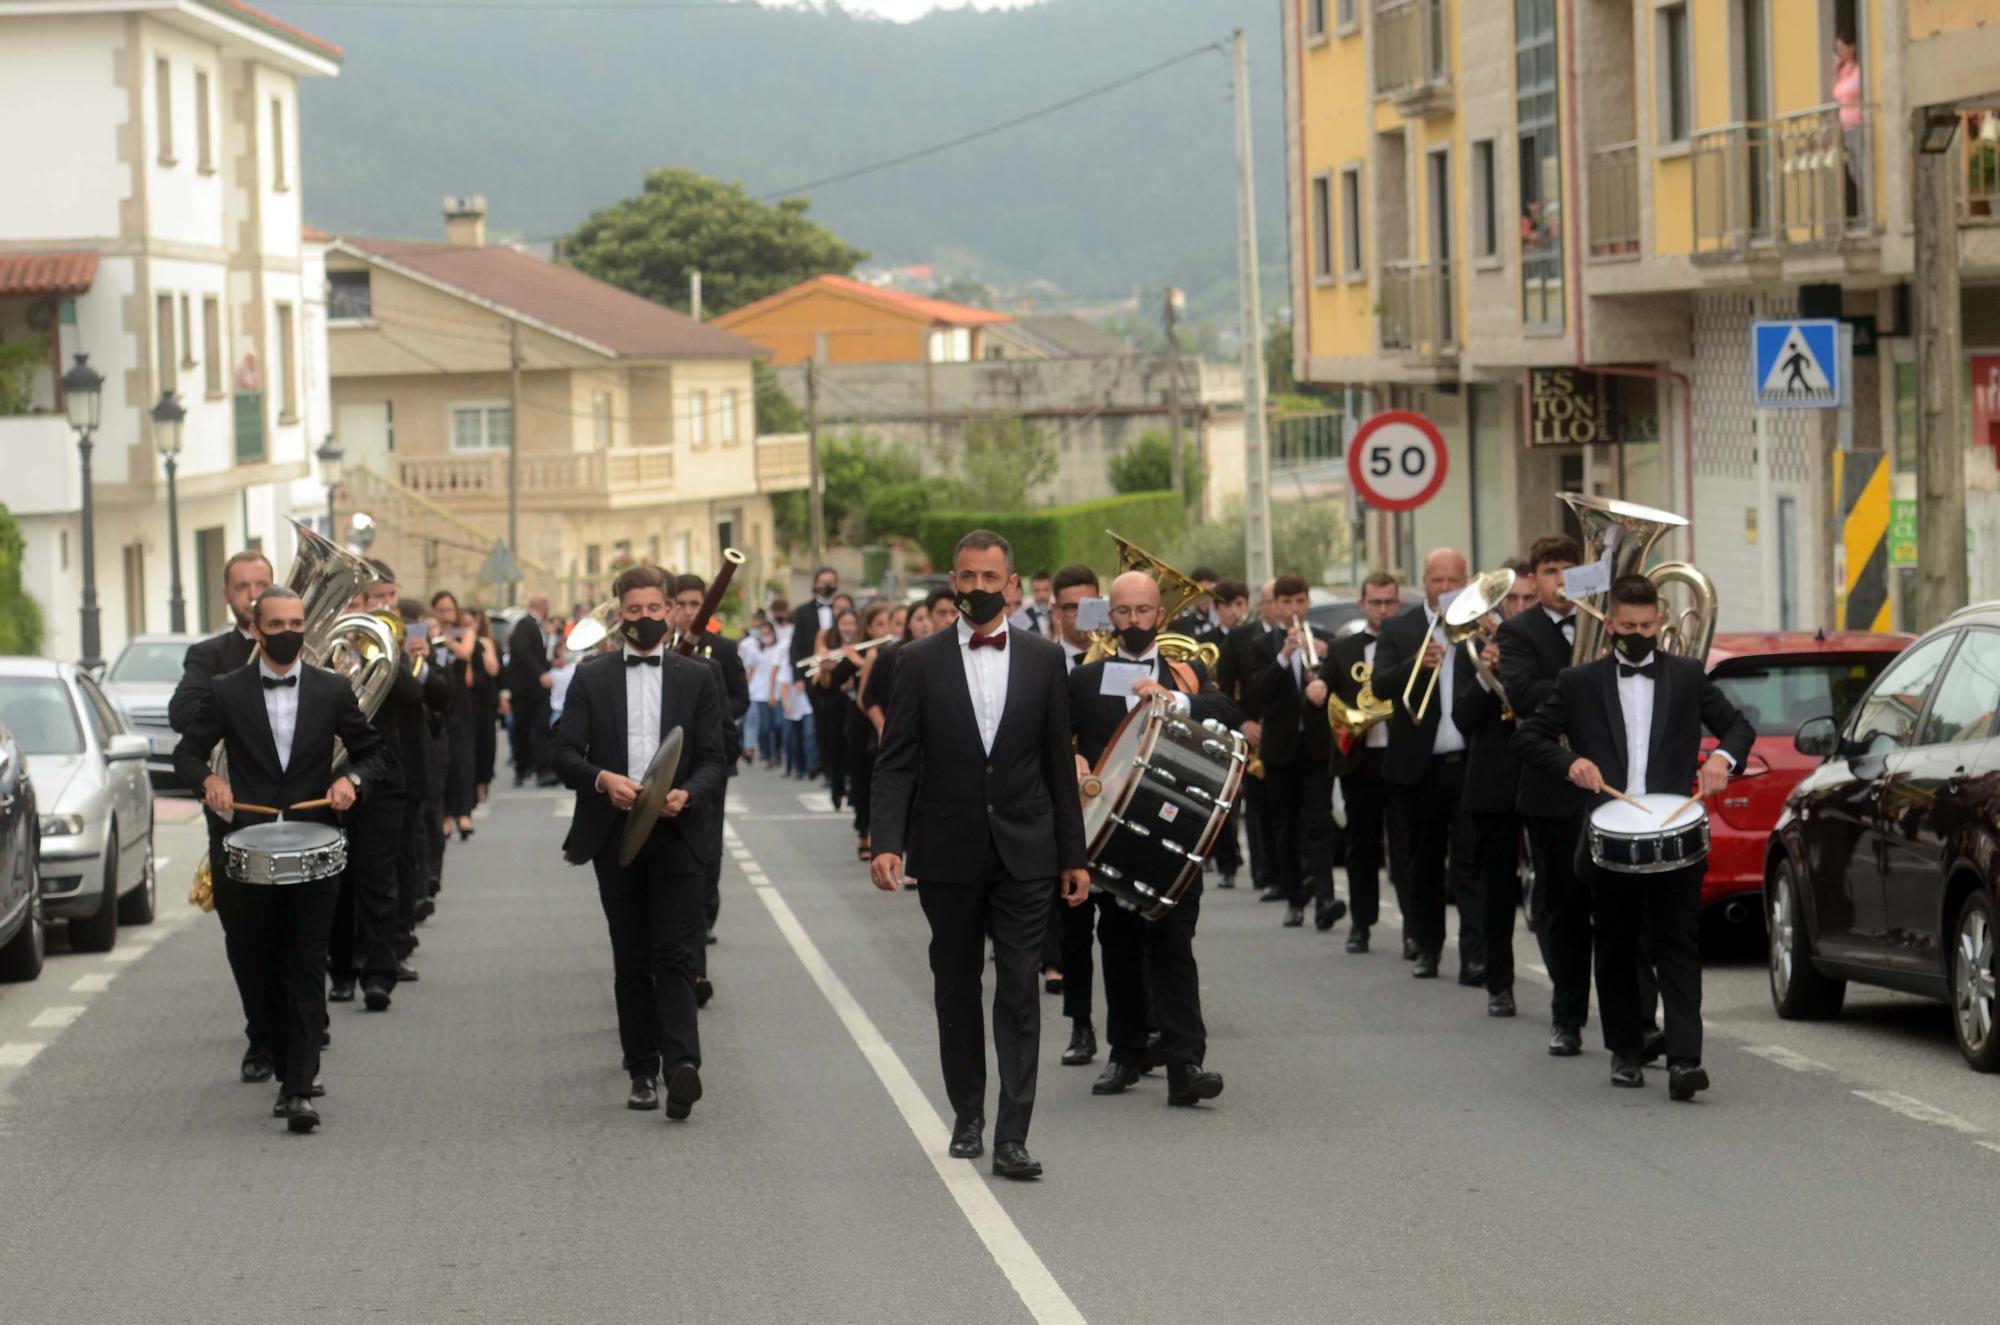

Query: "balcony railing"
left=754, top=432, right=811, bottom=492
left=394, top=446, right=676, bottom=507
left=1373, top=0, right=1449, bottom=110
left=1378, top=258, right=1455, bottom=358
left=1586, top=141, right=1641, bottom=259
left=1963, top=111, right=2000, bottom=223
left=1692, top=105, right=1874, bottom=259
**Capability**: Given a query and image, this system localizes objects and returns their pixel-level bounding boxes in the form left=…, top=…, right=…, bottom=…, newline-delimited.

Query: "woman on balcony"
left=1834, top=26, right=1862, bottom=219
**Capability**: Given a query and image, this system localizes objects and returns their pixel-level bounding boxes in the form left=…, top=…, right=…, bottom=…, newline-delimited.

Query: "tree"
left=1108, top=430, right=1206, bottom=508
left=0, top=503, right=45, bottom=655
left=562, top=168, right=868, bottom=318
left=1161, top=495, right=1350, bottom=583
left=944, top=415, right=1056, bottom=512
left=927, top=276, right=997, bottom=309
left=770, top=431, right=951, bottom=551
left=0, top=333, right=49, bottom=417
left=754, top=361, right=804, bottom=434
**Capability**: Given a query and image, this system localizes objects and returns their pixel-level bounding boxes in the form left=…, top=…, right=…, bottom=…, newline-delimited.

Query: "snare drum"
left=223, top=822, right=348, bottom=886
left=1586, top=793, right=1709, bottom=875
left=1082, top=694, right=1247, bottom=920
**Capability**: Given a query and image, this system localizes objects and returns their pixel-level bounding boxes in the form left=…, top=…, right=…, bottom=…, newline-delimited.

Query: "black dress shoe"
left=1402, top=936, right=1420, bottom=961
left=282, top=1096, right=320, bottom=1133
left=704, top=929, right=717, bottom=946
left=1610, top=1055, right=1644, bottom=1088
left=1457, top=962, right=1486, bottom=987
left=241, top=1049, right=274, bottom=1084
left=396, top=959, right=419, bottom=982
left=1488, top=989, right=1517, bottom=1018
left=1061, top=1020, right=1097, bottom=1066
left=320, top=1029, right=332, bottom=1048
left=991, top=1142, right=1042, bottom=1180
left=1091, top=1058, right=1143, bottom=1095
left=413, top=898, right=435, bottom=924
left=328, top=978, right=356, bottom=1003
left=1640, top=1028, right=1668, bottom=1065
left=1314, top=899, right=1348, bottom=931
left=627, top=1076, right=660, bottom=1111
left=694, top=976, right=715, bottom=1008
left=1043, top=972, right=1064, bottom=995
left=1548, top=1026, right=1583, bottom=1057
left=1282, top=905, right=1305, bottom=928
left=1412, top=952, right=1440, bottom=979
left=1217, top=872, right=1236, bottom=890
left=362, top=981, right=392, bottom=1012
left=948, top=1115, right=985, bottom=1159
left=1345, top=925, right=1370, bottom=954
left=1166, top=1065, right=1225, bottom=1107
left=664, top=1062, right=703, bottom=1120
left=1258, top=886, right=1286, bottom=903
left=1668, top=1061, right=1711, bottom=1102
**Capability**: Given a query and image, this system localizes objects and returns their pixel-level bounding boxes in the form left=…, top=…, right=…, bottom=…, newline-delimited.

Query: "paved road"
left=3, top=770, right=1998, bottom=1323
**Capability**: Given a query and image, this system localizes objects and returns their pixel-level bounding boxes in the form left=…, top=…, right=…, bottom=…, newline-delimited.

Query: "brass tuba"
left=1558, top=493, right=1718, bottom=665
left=1084, top=531, right=1222, bottom=671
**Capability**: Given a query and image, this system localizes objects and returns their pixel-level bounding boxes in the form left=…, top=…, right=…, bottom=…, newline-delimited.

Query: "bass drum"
left=1082, top=693, right=1247, bottom=920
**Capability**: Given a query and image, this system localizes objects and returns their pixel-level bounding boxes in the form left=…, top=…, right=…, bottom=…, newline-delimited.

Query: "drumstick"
left=287, top=798, right=333, bottom=812
left=1662, top=790, right=1705, bottom=826
left=230, top=801, right=282, bottom=815
left=1598, top=784, right=1652, bottom=815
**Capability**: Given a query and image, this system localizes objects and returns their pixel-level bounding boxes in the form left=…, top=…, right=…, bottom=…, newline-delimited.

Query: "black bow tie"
left=1617, top=662, right=1655, bottom=679
left=626, top=654, right=662, bottom=668
left=262, top=674, right=297, bottom=689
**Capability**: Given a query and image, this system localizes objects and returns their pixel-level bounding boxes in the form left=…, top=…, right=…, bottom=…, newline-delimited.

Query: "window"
left=593, top=391, right=613, bottom=447
left=122, top=545, right=147, bottom=638
left=1848, top=632, right=1955, bottom=755
left=450, top=403, right=513, bottom=451
left=270, top=97, right=288, bottom=191
left=328, top=270, right=372, bottom=321
left=202, top=296, right=222, bottom=395
left=689, top=389, right=708, bottom=446
left=1517, top=0, right=1563, bottom=328
left=275, top=302, right=297, bottom=420
left=1921, top=631, right=2000, bottom=746
left=194, top=68, right=213, bottom=171
left=1339, top=165, right=1364, bottom=275
left=0, top=678, right=84, bottom=756
left=179, top=294, right=194, bottom=367
left=926, top=327, right=973, bottom=363
left=1709, top=656, right=1895, bottom=737
left=1305, top=0, right=1327, bottom=38
left=385, top=399, right=396, bottom=453
left=77, top=675, right=127, bottom=740
left=1337, top=0, right=1356, bottom=30
left=155, top=57, right=174, bottom=164
left=720, top=388, right=740, bottom=443
left=1656, top=2, right=1692, bottom=145
left=1470, top=139, right=1498, bottom=260
left=1310, top=171, right=1334, bottom=279
left=156, top=293, right=177, bottom=389
left=585, top=544, right=601, bottom=576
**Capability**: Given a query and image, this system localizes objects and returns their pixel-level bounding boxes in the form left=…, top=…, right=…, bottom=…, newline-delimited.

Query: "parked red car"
left=1697, top=631, right=1913, bottom=912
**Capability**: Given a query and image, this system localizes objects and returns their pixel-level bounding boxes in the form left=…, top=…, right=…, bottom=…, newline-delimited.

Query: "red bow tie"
left=969, top=631, right=1008, bottom=651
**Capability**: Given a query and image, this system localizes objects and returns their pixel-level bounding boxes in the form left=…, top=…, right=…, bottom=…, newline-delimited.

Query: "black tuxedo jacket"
left=1496, top=607, right=1589, bottom=821
left=1453, top=650, right=1520, bottom=815
left=1216, top=620, right=1273, bottom=709
left=168, top=627, right=257, bottom=734
left=1370, top=603, right=1467, bottom=788
left=685, top=631, right=748, bottom=768
left=506, top=615, right=550, bottom=697
left=1513, top=654, right=1755, bottom=805
left=171, top=664, right=390, bottom=827
left=1067, top=654, right=1239, bottom=767
left=869, top=627, right=1087, bottom=883
left=373, top=662, right=453, bottom=801
left=1245, top=623, right=1337, bottom=768
left=552, top=650, right=728, bottom=866
left=790, top=599, right=835, bottom=680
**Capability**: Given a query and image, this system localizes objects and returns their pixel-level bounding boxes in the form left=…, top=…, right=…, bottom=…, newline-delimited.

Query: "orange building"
left=713, top=274, right=1010, bottom=367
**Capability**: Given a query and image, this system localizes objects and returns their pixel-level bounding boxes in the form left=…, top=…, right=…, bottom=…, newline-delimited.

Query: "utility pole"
left=690, top=270, right=703, bottom=322
left=807, top=331, right=827, bottom=566
left=1914, top=109, right=1968, bottom=628
left=507, top=319, right=522, bottom=605
left=1163, top=286, right=1185, bottom=499
left=1232, top=28, right=1273, bottom=586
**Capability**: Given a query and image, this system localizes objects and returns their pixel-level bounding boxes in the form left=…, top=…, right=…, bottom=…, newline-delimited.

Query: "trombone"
left=1401, top=568, right=1518, bottom=725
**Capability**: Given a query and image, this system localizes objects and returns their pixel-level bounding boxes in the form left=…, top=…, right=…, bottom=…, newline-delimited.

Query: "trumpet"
left=1291, top=614, right=1320, bottom=670
left=801, top=635, right=890, bottom=679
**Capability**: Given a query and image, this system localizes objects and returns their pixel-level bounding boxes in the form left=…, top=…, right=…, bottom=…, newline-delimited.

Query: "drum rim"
left=1085, top=698, right=1247, bottom=919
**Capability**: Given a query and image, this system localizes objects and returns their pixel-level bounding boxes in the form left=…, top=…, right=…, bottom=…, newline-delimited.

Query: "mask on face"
left=956, top=588, right=1007, bottom=627
left=622, top=616, right=671, bottom=652
left=262, top=630, right=305, bottom=665
left=1613, top=632, right=1656, bottom=665
left=1118, top=624, right=1158, bottom=655
left=815, top=584, right=835, bottom=602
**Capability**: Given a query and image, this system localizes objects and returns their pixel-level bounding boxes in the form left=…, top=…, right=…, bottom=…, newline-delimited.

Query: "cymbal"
left=619, top=725, right=685, bottom=867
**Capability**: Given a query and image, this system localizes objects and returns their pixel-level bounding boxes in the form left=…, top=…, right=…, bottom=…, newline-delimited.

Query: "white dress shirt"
left=1616, top=661, right=1656, bottom=792
left=624, top=645, right=664, bottom=778
left=956, top=619, right=1010, bottom=755
left=1114, top=645, right=1192, bottom=715
left=1425, top=612, right=1466, bottom=756
left=815, top=598, right=835, bottom=634
left=1362, top=634, right=1389, bottom=750
left=258, top=660, right=301, bottom=771
left=1063, top=641, right=1089, bottom=674
left=1544, top=604, right=1578, bottom=646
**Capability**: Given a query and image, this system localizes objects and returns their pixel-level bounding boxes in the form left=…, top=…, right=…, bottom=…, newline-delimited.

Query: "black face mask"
left=622, top=616, right=671, bottom=652
left=1119, top=624, right=1158, bottom=655
left=957, top=588, right=1008, bottom=627
left=1613, top=632, right=1657, bottom=665
left=815, top=584, right=835, bottom=602
left=261, top=630, right=305, bottom=665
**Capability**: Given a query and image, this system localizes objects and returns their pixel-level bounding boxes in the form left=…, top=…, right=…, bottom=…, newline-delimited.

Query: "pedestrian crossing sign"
left=1752, top=319, right=1843, bottom=409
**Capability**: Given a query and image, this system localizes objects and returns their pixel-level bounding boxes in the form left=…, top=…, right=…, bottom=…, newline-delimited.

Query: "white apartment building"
left=0, top=0, right=341, bottom=663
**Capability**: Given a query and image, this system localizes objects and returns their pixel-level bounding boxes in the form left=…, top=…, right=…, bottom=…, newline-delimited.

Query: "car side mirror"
left=1794, top=716, right=1839, bottom=758
left=106, top=733, right=150, bottom=762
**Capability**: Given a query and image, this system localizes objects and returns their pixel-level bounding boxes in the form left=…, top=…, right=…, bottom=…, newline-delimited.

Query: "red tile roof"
left=718, top=274, right=1012, bottom=329
left=203, top=0, right=343, bottom=60
left=0, top=252, right=98, bottom=297
left=342, top=238, right=765, bottom=360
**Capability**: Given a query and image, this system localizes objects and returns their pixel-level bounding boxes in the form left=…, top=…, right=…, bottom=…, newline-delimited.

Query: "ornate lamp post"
left=61, top=354, right=104, bottom=669
left=150, top=391, right=188, bottom=632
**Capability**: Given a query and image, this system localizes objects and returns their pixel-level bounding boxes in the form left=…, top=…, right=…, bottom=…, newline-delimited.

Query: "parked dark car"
left=0, top=718, right=43, bottom=982
left=1765, top=605, right=2000, bottom=1070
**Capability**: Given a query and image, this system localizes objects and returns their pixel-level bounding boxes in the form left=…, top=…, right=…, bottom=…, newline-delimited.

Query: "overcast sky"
left=808, top=0, right=1045, bottom=20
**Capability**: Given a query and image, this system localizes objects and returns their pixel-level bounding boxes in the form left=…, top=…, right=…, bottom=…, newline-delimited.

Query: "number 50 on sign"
left=1347, top=410, right=1449, bottom=512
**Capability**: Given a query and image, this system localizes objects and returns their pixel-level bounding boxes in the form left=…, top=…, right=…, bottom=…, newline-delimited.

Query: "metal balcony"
left=1377, top=259, right=1455, bottom=359
left=1692, top=105, right=1874, bottom=260
left=1586, top=141, right=1641, bottom=259
left=1373, top=0, right=1450, bottom=114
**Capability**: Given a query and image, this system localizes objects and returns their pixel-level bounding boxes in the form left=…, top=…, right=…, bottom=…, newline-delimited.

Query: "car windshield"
left=0, top=677, right=85, bottom=756
left=107, top=640, right=190, bottom=684
left=1710, top=655, right=1897, bottom=737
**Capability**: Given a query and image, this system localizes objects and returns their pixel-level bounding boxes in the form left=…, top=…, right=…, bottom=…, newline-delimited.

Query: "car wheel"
left=1951, top=891, right=2000, bottom=1073
left=1768, top=857, right=1844, bottom=1019
left=67, top=826, right=119, bottom=954
left=117, top=832, right=157, bottom=926
left=0, top=886, right=44, bottom=982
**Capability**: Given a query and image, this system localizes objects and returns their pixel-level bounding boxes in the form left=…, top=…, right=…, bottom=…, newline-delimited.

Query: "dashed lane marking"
left=1742, top=1045, right=1831, bottom=1073
left=1853, top=1090, right=1985, bottom=1136
left=28, top=1007, right=84, bottom=1030
left=68, top=974, right=114, bottom=993
left=1978, top=1141, right=2000, bottom=1158
left=0, top=1044, right=45, bottom=1068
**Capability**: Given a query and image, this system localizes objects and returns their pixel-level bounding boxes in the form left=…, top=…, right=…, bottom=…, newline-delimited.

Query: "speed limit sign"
left=1347, top=410, right=1448, bottom=512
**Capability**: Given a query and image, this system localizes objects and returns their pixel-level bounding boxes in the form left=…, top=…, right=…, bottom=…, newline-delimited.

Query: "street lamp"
left=151, top=391, right=187, bottom=633
left=315, top=435, right=343, bottom=543
left=61, top=354, right=104, bottom=670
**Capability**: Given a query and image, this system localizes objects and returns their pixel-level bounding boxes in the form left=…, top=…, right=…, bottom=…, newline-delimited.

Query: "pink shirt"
left=1834, top=59, right=1861, bottom=130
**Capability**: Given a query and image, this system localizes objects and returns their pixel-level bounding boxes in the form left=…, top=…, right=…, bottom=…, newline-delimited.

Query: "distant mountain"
left=271, top=0, right=1287, bottom=326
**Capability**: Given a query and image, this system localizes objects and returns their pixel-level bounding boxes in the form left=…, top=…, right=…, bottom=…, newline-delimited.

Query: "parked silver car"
left=103, top=633, right=206, bottom=787
left=0, top=660, right=156, bottom=951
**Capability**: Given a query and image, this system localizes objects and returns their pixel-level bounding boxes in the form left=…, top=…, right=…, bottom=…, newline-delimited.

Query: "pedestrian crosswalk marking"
left=795, top=791, right=836, bottom=814
left=0, top=1043, right=45, bottom=1068
left=29, top=1007, right=85, bottom=1030
left=68, top=973, right=114, bottom=993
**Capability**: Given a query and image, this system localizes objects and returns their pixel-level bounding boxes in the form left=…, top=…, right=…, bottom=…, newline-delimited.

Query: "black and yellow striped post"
left=1833, top=450, right=1890, bottom=633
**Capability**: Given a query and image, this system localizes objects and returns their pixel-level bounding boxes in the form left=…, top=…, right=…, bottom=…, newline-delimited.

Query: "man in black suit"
left=1245, top=573, right=1343, bottom=931
left=554, top=565, right=728, bottom=1121
left=1370, top=548, right=1474, bottom=979
left=1068, top=570, right=1235, bottom=1105
left=870, top=530, right=1090, bottom=1180
left=168, top=547, right=274, bottom=1083
left=506, top=593, right=554, bottom=786
left=790, top=566, right=840, bottom=776
left=173, top=586, right=391, bottom=1132
left=1046, top=563, right=1102, bottom=1066
left=1496, top=534, right=1595, bottom=1054
left=1323, top=572, right=1404, bottom=954
left=671, top=572, right=749, bottom=994
left=1198, top=579, right=1252, bottom=892
left=1514, top=574, right=1752, bottom=1099
left=1219, top=580, right=1279, bottom=897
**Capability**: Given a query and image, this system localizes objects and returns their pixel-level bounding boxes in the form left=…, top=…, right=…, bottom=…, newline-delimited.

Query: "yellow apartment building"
left=1286, top=0, right=2000, bottom=633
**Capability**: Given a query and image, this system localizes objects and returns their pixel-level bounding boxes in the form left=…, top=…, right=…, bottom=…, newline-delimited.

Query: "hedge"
left=919, top=491, right=1186, bottom=582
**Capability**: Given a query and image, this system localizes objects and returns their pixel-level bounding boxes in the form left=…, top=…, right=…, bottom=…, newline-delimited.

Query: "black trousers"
left=1525, top=812, right=1593, bottom=1029
left=592, top=831, right=705, bottom=1078
left=1261, top=757, right=1335, bottom=908
left=1339, top=747, right=1390, bottom=929
left=1473, top=812, right=1522, bottom=993
left=474, top=704, right=498, bottom=788
left=849, top=739, right=874, bottom=837
left=1387, top=752, right=1465, bottom=958
left=512, top=691, right=550, bottom=779
left=396, top=794, right=431, bottom=950
left=1098, top=881, right=1206, bottom=1067
left=918, top=862, right=1051, bottom=1145
left=1240, top=776, right=1269, bottom=889
left=443, top=707, right=477, bottom=818
left=1209, top=803, right=1244, bottom=879
left=206, top=814, right=266, bottom=1054
left=1449, top=808, right=1484, bottom=969
left=1591, top=862, right=1703, bottom=1062
left=697, top=781, right=729, bottom=976
left=1057, top=882, right=1096, bottom=1021
left=329, top=796, right=403, bottom=986
left=221, top=872, right=337, bottom=1098
left=818, top=696, right=848, bottom=809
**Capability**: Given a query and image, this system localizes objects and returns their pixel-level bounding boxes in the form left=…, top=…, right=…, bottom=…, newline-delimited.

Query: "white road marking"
left=735, top=846, right=1084, bottom=1325
left=551, top=803, right=569, bottom=819
left=1978, top=1141, right=2000, bottom=1158
left=473, top=804, right=492, bottom=820
left=1742, top=1044, right=1831, bottom=1073
left=0, top=1043, right=45, bottom=1068
left=28, top=1007, right=85, bottom=1030
left=1853, top=1090, right=1986, bottom=1136
left=794, top=791, right=836, bottom=814
left=1525, top=963, right=1549, bottom=977
left=155, top=856, right=172, bottom=871
left=104, top=948, right=146, bottom=964
left=69, top=973, right=115, bottom=993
